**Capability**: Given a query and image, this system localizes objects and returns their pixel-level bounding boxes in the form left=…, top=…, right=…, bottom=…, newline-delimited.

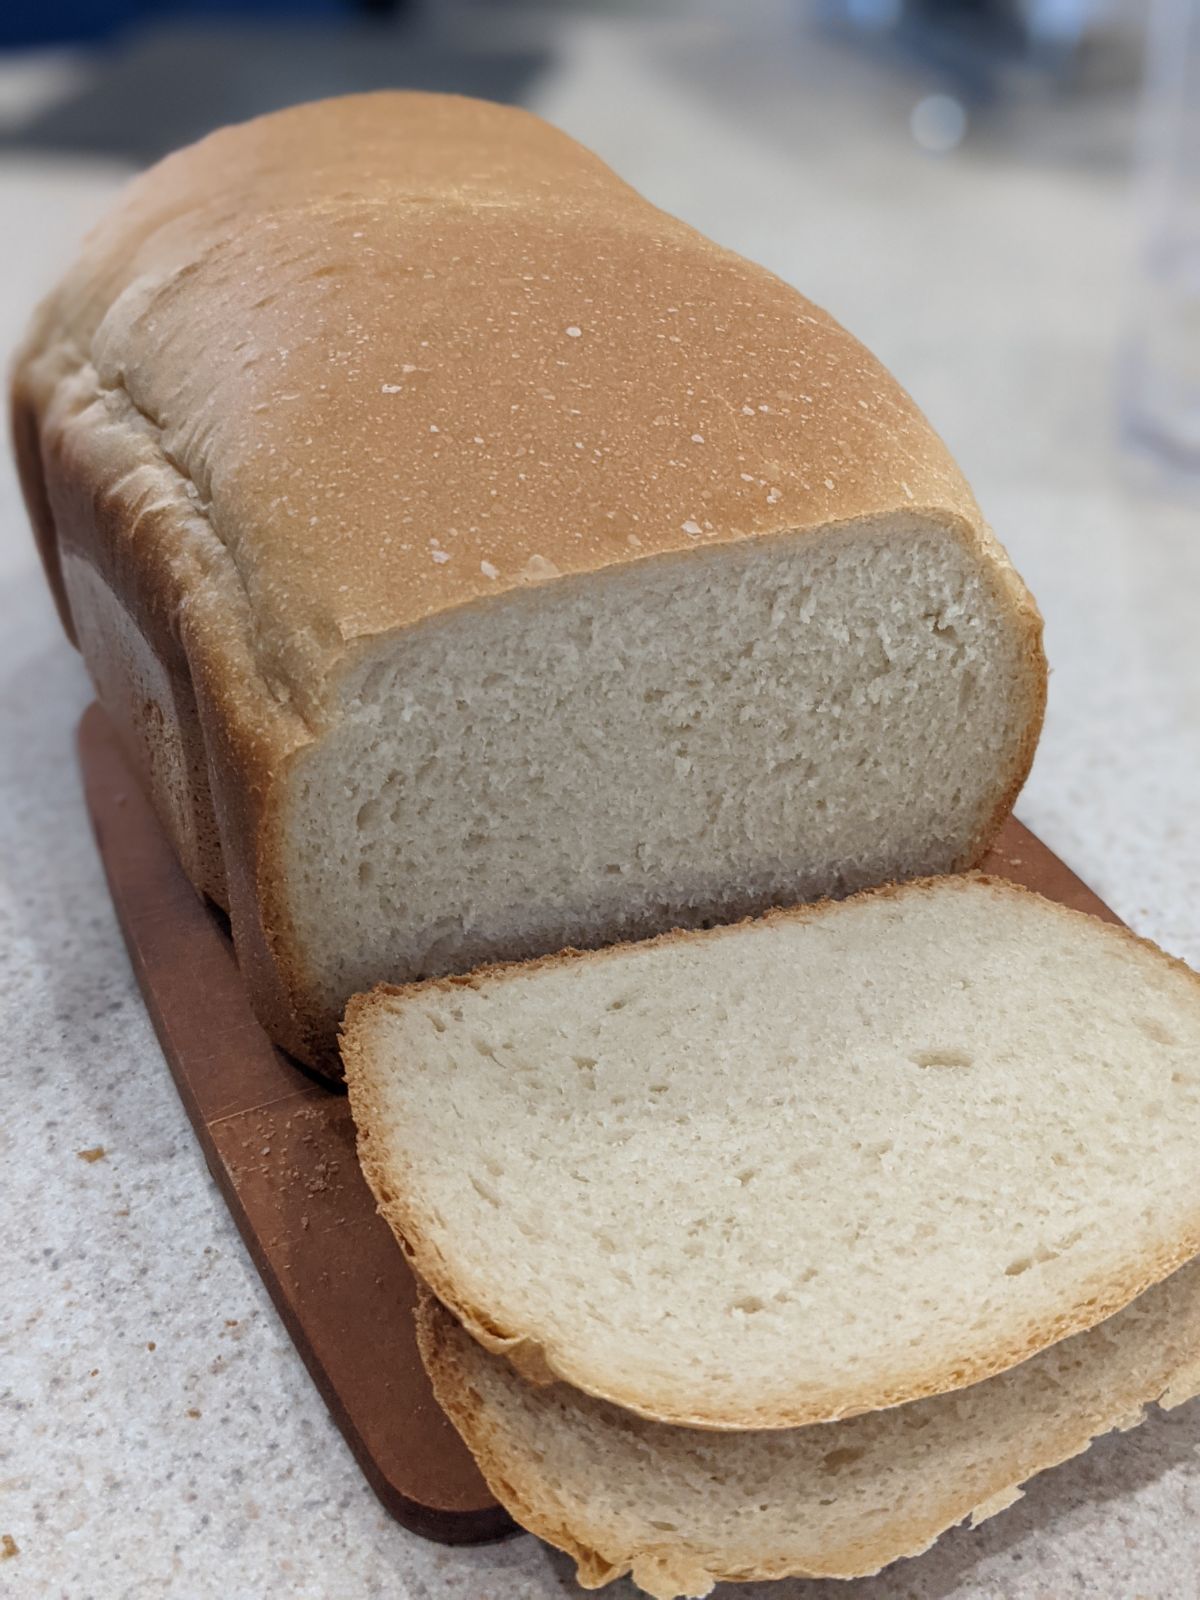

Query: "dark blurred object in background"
left=0, top=4, right=549, bottom=163
left=3, top=0, right=416, bottom=51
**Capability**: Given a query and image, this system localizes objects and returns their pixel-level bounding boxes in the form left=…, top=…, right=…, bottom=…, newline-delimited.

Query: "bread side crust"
left=21, top=351, right=325, bottom=1063
left=414, top=1277, right=1200, bottom=1596
left=343, top=876, right=1200, bottom=1429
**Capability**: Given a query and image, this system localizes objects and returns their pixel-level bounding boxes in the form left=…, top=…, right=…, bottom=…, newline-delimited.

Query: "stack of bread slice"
left=343, top=876, right=1200, bottom=1597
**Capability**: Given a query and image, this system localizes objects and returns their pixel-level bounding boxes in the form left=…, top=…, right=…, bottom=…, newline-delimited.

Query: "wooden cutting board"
left=76, top=702, right=1120, bottom=1544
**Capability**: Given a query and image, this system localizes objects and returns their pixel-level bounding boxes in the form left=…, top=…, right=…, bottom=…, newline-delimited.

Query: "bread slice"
left=343, top=876, right=1200, bottom=1429
left=416, top=1260, right=1200, bottom=1597
left=13, top=91, right=1044, bottom=1070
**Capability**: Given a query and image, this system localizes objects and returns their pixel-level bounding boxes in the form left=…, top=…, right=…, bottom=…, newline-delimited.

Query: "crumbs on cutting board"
left=77, top=1146, right=106, bottom=1163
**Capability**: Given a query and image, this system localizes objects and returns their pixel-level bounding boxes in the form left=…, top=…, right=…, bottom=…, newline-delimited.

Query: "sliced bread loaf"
left=14, top=92, right=1044, bottom=1069
left=416, top=1260, right=1200, bottom=1597
left=343, top=877, right=1200, bottom=1429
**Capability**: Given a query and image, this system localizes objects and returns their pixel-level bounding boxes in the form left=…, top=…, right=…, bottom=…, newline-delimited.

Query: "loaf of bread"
left=416, top=1262, right=1200, bottom=1597
left=13, top=92, right=1045, bottom=1068
left=343, top=876, right=1200, bottom=1430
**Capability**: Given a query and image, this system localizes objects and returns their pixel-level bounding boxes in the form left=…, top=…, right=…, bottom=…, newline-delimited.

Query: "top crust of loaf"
left=13, top=90, right=1040, bottom=726
left=342, top=876, right=1200, bottom=1430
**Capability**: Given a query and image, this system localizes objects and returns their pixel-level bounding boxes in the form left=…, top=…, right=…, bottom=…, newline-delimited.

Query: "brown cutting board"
left=76, top=702, right=1120, bottom=1543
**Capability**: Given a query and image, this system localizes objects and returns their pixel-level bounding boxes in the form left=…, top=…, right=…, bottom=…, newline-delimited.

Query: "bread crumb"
left=520, top=554, right=560, bottom=581
left=565, top=325, right=582, bottom=337
left=1, top=1535, right=17, bottom=1559
left=481, top=560, right=499, bottom=580
left=77, top=1146, right=106, bottom=1163
left=186, top=1408, right=202, bottom=1420
left=147, top=1342, right=156, bottom=1352
left=681, top=520, right=702, bottom=537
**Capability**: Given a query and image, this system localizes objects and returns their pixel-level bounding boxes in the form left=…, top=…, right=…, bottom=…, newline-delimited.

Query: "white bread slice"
left=343, top=877, right=1200, bottom=1429
left=416, top=1261, right=1200, bottom=1598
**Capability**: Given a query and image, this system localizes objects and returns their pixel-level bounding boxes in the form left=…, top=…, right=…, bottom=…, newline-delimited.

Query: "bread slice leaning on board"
left=342, top=876, right=1200, bottom=1430
left=12, top=91, right=1045, bottom=1072
left=416, top=1262, right=1200, bottom=1600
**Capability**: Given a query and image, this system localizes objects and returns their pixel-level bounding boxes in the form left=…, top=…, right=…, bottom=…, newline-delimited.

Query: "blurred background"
left=1, top=0, right=1197, bottom=948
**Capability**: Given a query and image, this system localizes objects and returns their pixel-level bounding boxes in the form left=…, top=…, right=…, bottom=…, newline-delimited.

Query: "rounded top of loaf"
left=19, top=92, right=995, bottom=720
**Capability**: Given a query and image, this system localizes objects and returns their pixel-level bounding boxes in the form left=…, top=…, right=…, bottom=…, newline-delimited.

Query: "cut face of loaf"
left=286, top=515, right=1038, bottom=1021
left=13, top=91, right=1045, bottom=1066
left=416, top=1263, right=1200, bottom=1599
left=342, top=878, right=1200, bottom=1430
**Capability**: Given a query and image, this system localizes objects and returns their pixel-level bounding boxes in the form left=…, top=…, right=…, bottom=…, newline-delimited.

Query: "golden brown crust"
left=15, top=91, right=1045, bottom=1068
left=344, top=877, right=1200, bottom=1429
left=16, top=94, right=1000, bottom=706
left=415, top=1279, right=1200, bottom=1593
left=25, top=358, right=321, bottom=1060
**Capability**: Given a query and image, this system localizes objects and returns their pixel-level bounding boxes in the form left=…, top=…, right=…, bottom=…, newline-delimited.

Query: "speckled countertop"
left=2, top=13, right=1198, bottom=1600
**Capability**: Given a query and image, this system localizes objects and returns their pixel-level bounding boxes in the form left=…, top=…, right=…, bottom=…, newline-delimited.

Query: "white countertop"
left=2, top=15, right=1198, bottom=1600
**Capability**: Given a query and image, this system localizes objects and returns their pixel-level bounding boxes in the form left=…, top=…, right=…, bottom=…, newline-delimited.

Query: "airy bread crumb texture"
left=288, top=515, right=1036, bottom=1026
left=417, top=1255, right=1200, bottom=1598
left=343, top=878, right=1200, bottom=1429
